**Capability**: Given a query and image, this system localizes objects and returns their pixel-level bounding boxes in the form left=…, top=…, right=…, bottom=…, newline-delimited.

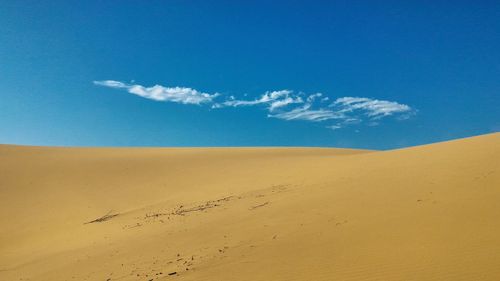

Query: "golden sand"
left=1, top=133, right=499, bottom=280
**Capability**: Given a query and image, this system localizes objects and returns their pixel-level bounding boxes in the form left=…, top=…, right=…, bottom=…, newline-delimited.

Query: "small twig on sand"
left=84, top=210, right=119, bottom=224
left=249, top=202, right=269, bottom=210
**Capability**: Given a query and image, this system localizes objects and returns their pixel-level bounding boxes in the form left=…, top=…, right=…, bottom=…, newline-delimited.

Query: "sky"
left=0, top=1, right=498, bottom=150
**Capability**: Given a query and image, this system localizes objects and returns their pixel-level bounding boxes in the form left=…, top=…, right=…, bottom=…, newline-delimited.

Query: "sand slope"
left=0, top=133, right=499, bottom=281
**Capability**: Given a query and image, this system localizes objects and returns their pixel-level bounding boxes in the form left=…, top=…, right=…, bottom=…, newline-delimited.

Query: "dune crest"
left=1, top=133, right=499, bottom=281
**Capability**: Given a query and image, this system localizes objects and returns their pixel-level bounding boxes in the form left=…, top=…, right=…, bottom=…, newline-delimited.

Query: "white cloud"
left=306, top=93, right=323, bottom=102
left=94, top=80, right=128, bottom=88
left=334, top=97, right=371, bottom=105
left=217, top=90, right=303, bottom=111
left=333, top=97, right=412, bottom=119
left=269, top=96, right=303, bottom=110
left=326, top=125, right=342, bottom=130
left=269, top=104, right=344, bottom=122
left=269, top=96, right=414, bottom=130
left=94, top=80, right=219, bottom=105
left=94, top=80, right=415, bottom=130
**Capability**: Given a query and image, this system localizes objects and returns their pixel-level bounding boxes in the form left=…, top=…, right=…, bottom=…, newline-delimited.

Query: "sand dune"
left=1, top=133, right=499, bottom=281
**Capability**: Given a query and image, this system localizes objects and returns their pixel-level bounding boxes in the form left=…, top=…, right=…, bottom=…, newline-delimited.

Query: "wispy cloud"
left=94, top=80, right=415, bottom=130
left=216, top=90, right=303, bottom=111
left=333, top=97, right=413, bottom=119
left=94, top=80, right=219, bottom=105
left=269, top=104, right=344, bottom=122
left=306, top=93, right=323, bottom=103
left=326, top=124, right=342, bottom=130
left=321, top=97, right=414, bottom=129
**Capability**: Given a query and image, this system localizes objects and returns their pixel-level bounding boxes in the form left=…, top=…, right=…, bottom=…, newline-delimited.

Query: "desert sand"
left=0, top=133, right=499, bottom=281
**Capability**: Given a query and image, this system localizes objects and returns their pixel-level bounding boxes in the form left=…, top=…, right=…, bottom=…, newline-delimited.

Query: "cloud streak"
left=94, top=80, right=219, bottom=105
left=269, top=104, right=344, bottom=122
left=216, top=90, right=303, bottom=111
left=333, top=97, right=413, bottom=119
left=94, top=80, right=415, bottom=130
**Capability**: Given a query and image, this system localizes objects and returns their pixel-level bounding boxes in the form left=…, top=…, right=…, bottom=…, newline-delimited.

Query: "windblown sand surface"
left=1, top=133, right=499, bottom=281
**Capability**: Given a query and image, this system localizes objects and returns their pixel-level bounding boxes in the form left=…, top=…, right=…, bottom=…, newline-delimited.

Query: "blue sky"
left=0, top=1, right=498, bottom=149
